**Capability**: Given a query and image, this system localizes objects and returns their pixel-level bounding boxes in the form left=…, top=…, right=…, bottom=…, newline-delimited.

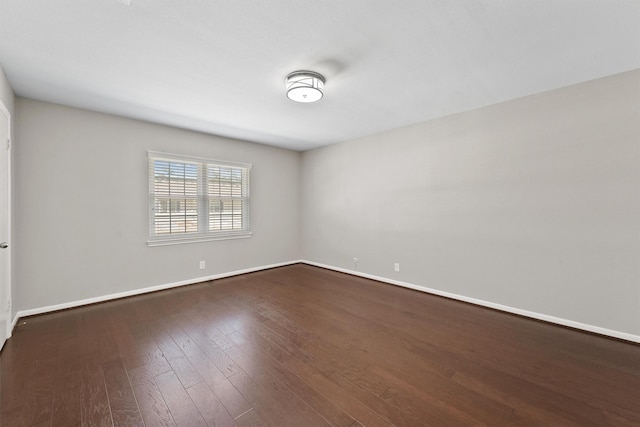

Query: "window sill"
left=147, top=231, right=252, bottom=247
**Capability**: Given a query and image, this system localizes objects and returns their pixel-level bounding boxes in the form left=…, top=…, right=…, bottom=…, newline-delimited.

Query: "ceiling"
left=1, top=1, right=639, bottom=151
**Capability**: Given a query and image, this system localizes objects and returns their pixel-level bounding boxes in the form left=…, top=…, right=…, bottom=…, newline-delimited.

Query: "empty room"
left=0, top=1, right=639, bottom=426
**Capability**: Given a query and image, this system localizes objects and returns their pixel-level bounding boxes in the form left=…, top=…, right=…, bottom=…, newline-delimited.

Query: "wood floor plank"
left=136, top=341, right=174, bottom=378
left=173, top=312, right=243, bottom=379
left=12, top=324, right=59, bottom=426
left=284, top=357, right=394, bottom=427
left=145, top=320, right=206, bottom=389
left=356, top=354, right=514, bottom=424
left=165, top=321, right=253, bottom=418
left=1, top=332, right=36, bottom=422
left=50, top=337, right=82, bottom=426
left=449, top=366, right=608, bottom=426
left=184, top=306, right=238, bottom=351
left=226, top=332, right=356, bottom=427
left=167, top=353, right=205, bottom=389
left=154, top=370, right=208, bottom=427
left=234, top=408, right=270, bottom=427
left=21, top=370, right=56, bottom=427
left=228, top=370, right=329, bottom=427
left=102, top=358, right=144, bottom=426
left=78, top=359, right=113, bottom=427
left=601, top=409, right=640, bottom=426
left=96, top=330, right=121, bottom=365
left=2, top=264, right=639, bottom=425
left=186, top=381, right=237, bottom=427
left=223, top=296, right=475, bottom=425
left=129, top=366, right=176, bottom=427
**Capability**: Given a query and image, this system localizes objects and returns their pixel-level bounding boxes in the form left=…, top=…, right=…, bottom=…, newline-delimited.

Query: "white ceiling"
left=1, top=1, right=639, bottom=151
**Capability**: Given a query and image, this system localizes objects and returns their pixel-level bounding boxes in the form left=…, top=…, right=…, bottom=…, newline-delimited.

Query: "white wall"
left=15, top=99, right=301, bottom=311
left=0, top=65, right=16, bottom=324
left=0, top=67, right=14, bottom=114
left=301, top=70, right=640, bottom=337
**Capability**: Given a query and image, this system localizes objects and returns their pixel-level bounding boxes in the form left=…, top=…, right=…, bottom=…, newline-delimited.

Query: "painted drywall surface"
left=0, top=67, right=14, bottom=115
left=15, top=98, right=300, bottom=311
left=301, top=70, right=640, bottom=336
left=0, top=65, right=16, bottom=324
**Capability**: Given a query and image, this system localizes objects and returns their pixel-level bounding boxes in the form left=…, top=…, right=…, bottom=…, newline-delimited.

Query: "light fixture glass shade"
left=285, top=71, right=325, bottom=103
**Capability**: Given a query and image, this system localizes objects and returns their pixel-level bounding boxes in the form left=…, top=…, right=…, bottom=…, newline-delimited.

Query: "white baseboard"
left=300, top=260, right=640, bottom=344
left=14, top=261, right=298, bottom=321
left=10, top=313, right=18, bottom=337
left=12, top=259, right=640, bottom=344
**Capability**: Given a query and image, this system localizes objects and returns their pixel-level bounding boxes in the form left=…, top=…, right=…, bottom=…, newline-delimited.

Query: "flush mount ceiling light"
left=285, top=71, right=325, bottom=103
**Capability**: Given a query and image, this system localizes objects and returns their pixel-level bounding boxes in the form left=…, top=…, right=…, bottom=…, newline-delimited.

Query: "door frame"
left=0, top=99, right=12, bottom=344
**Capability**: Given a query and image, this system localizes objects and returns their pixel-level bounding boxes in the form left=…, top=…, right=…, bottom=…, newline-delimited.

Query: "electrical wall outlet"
left=394, top=263, right=400, bottom=272
left=199, top=260, right=206, bottom=270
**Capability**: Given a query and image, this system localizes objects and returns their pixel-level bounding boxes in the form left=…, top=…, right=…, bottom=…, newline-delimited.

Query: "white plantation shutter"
left=148, top=151, right=251, bottom=246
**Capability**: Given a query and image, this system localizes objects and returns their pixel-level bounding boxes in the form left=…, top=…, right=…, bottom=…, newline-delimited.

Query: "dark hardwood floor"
left=1, top=264, right=639, bottom=426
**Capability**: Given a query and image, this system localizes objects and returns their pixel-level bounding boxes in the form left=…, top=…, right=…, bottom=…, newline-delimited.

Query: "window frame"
left=147, top=151, right=252, bottom=246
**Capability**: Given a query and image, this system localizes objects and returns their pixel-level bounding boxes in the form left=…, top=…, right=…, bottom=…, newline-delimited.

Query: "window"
left=148, top=151, right=251, bottom=246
